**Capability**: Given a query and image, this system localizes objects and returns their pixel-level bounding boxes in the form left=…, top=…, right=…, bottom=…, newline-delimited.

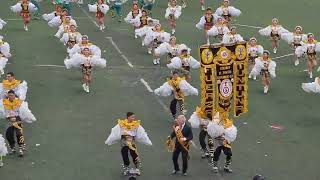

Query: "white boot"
left=135, top=34, right=138, bottom=39
left=263, top=86, right=268, bottom=94
left=317, top=66, right=320, bottom=72
left=142, top=41, right=144, bottom=46
left=153, top=59, right=157, bottom=65
left=99, top=25, right=103, bottom=31
left=171, top=29, right=175, bottom=35
left=273, top=48, right=277, bottom=54
left=102, top=24, right=105, bottom=30
left=309, top=71, right=313, bottom=79
left=24, top=25, right=28, bottom=31
left=156, top=58, right=160, bottom=65
left=253, top=75, right=257, bottom=80
left=206, top=38, right=210, bottom=45
left=201, top=6, right=205, bottom=11
left=82, top=84, right=87, bottom=92
left=294, top=59, right=299, bottom=66
left=86, top=85, right=90, bottom=93
left=148, top=48, right=152, bottom=54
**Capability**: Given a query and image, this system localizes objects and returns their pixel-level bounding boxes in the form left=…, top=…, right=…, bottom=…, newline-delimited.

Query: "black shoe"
left=223, top=166, right=232, bottom=173
left=182, top=172, right=187, bottom=176
left=8, top=147, right=16, bottom=154
left=18, top=148, right=24, bottom=157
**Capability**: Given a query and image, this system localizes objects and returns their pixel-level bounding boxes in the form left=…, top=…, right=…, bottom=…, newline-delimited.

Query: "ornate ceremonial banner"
left=199, top=42, right=248, bottom=118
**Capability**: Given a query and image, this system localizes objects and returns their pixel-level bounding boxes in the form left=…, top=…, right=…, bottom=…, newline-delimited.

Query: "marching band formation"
left=0, top=0, right=319, bottom=179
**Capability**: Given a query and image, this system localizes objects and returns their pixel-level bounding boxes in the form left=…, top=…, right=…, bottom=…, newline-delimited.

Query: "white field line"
left=4, top=17, right=89, bottom=21
left=77, top=4, right=99, bottom=27
left=273, top=53, right=294, bottom=60
left=232, top=23, right=263, bottom=29
left=106, top=37, right=134, bottom=68
left=33, top=64, right=65, bottom=68
left=140, top=78, right=153, bottom=92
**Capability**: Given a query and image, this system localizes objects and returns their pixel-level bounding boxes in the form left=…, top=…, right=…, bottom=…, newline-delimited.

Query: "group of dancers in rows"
left=0, top=35, right=36, bottom=166
left=1, top=0, right=319, bottom=176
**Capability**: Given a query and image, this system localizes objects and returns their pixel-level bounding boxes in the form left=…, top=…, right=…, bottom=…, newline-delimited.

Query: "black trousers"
left=121, top=145, right=139, bottom=167
left=172, top=145, right=189, bottom=173
left=170, top=99, right=184, bottom=118
left=6, top=125, right=24, bottom=148
left=199, top=129, right=208, bottom=151
left=213, top=145, right=232, bottom=163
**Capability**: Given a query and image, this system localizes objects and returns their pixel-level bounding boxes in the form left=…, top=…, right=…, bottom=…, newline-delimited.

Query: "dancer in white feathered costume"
left=124, top=2, right=141, bottom=25
left=295, top=33, right=320, bottom=79
left=0, top=134, right=8, bottom=167
left=68, top=35, right=101, bottom=58
left=215, top=0, right=241, bottom=25
left=48, top=9, right=74, bottom=28
left=207, top=16, right=229, bottom=43
left=0, top=90, right=36, bottom=157
left=247, top=37, right=264, bottom=80
left=105, top=112, right=152, bottom=176
left=88, top=0, right=110, bottom=31
left=249, top=51, right=276, bottom=94
left=207, top=116, right=237, bottom=173
left=42, top=4, right=63, bottom=22
left=0, top=18, right=7, bottom=30
left=281, top=26, right=307, bottom=66
left=11, top=0, right=38, bottom=31
left=188, top=107, right=220, bottom=160
left=130, top=10, right=159, bottom=38
left=302, top=76, right=320, bottom=94
left=134, top=19, right=157, bottom=47
left=0, top=36, right=12, bottom=75
left=0, top=72, right=28, bottom=101
left=154, top=36, right=185, bottom=63
left=165, top=0, right=182, bottom=35
left=258, top=18, right=289, bottom=54
left=64, top=48, right=106, bottom=93
left=54, top=16, right=77, bottom=38
left=60, top=24, right=82, bottom=51
left=196, top=8, right=221, bottom=45
left=143, top=24, right=170, bottom=64
left=154, top=71, right=198, bottom=119
left=167, top=44, right=199, bottom=80
left=221, top=26, right=243, bottom=44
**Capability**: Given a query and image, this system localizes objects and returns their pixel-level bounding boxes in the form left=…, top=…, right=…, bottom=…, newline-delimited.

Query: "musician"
left=168, top=115, right=193, bottom=176
left=105, top=112, right=152, bottom=176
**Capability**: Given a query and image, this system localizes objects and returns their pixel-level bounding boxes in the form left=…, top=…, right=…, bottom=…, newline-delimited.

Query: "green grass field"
left=0, top=0, right=320, bottom=179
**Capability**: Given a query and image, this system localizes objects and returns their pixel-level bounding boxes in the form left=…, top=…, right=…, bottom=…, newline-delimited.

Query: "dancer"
left=0, top=18, right=7, bottom=30
left=154, top=71, right=198, bottom=119
left=105, top=112, right=152, bottom=176
left=167, top=115, right=193, bottom=176
left=247, top=37, right=264, bottom=80
left=60, top=24, right=82, bottom=51
left=221, top=26, right=244, bottom=44
left=165, top=0, right=182, bottom=35
left=167, top=44, right=200, bottom=79
left=0, top=134, right=8, bottom=167
left=30, top=0, right=42, bottom=19
left=199, top=0, right=205, bottom=10
left=54, top=16, right=77, bottom=38
left=258, top=18, right=289, bottom=54
left=188, top=108, right=219, bottom=161
left=0, top=72, right=28, bottom=100
left=108, top=0, right=123, bottom=22
left=281, top=26, right=307, bottom=66
left=0, top=90, right=36, bottom=157
left=196, top=7, right=220, bottom=45
left=249, top=50, right=276, bottom=94
left=68, top=35, right=102, bottom=57
left=130, top=10, right=158, bottom=39
left=0, top=36, right=11, bottom=75
left=64, top=48, right=106, bottom=93
left=302, top=76, right=320, bottom=94
left=215, top=0, right=241, bottom=26
left=42, top=5, right=63, bottom=22
left=154, top=36, right=184, bottom=63
left=88, top=0, right=110, bottom=31
left=295, top=33, right=320, bottom=78
left=207, top=115, right=237, bottom=173
left=141, top=0, right=155, bottom=15
left=124, top=2, right=141, bottom=26
left=207, top=17, right=230, bottom=43
left=10, top=0, right=38, bottom=31
left=47, top=9, right=70, bottom=28
left=143, top=23, right=170, bottom=60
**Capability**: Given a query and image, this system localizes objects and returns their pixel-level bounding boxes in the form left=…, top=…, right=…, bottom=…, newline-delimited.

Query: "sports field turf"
left=0, top=0, right=320, bottom=179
